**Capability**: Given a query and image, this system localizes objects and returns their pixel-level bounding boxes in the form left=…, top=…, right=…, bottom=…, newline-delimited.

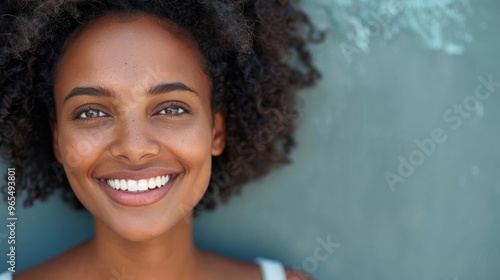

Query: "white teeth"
left=148, top=178, right=156, bottom=189
left=105, top=175, right=172, bottom=192
left=128, top=180, right=138, bottom=192
left=120, top=179, right=127, bottom=191
left=137, top=179, right=148, bottom=191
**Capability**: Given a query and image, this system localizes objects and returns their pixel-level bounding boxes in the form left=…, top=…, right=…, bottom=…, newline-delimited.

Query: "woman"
left=0, top=0, right=321, bottom=279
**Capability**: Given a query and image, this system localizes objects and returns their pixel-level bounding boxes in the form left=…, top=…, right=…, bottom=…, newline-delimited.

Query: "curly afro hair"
left=0, top=0, right=322, bottom=215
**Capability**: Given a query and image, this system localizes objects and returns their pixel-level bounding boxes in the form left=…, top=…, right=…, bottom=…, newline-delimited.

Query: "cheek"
left=164, top=119, right=214, bottom=203
left=56, top=126, right=111, bottom=212
left=58, top=126, right=109, bottom=172
left=164, top=115, right=214, bottom=165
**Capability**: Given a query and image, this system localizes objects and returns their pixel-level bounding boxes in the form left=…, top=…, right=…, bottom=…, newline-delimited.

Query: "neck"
left=86, top=212, right=206, bottom=280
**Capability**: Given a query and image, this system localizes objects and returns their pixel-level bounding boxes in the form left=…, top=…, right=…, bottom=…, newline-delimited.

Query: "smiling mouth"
left=99, top=174, right=176, bottom=192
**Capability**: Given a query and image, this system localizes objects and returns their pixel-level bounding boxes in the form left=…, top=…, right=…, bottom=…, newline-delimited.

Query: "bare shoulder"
left=196, top=249, right=262, bottom=280
left=14, top=240, right=91, bottom=280
left=195, top=250, right=311, bottom=280
left=285, top=268, right=315, bottom=280
left=14, top=258, right=60, bottom=280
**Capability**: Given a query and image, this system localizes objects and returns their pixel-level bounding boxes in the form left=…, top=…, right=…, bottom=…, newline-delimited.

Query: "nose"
left=109, top=115, right=161, bottom=163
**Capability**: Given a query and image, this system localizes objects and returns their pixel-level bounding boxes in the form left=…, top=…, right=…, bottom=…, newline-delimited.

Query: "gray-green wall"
left=1, top=0, right=499, bottom=279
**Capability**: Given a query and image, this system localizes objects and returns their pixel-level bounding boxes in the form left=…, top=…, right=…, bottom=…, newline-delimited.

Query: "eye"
left=157, top=104, right=188, bottom=116
left=77, top=109, right=108, bottom=119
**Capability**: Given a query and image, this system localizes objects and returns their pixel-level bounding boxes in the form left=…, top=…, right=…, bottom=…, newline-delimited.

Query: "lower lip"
left=98, top=175, right=177, bottom=207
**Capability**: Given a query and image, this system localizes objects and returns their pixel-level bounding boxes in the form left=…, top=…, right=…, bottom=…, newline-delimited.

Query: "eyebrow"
left=63, top=82, right=198, bottom=103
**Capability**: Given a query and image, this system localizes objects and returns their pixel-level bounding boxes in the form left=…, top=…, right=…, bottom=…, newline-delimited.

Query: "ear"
left=211, top=110, right=226, bottom=156
left=50, top=120, right=62, bottom=163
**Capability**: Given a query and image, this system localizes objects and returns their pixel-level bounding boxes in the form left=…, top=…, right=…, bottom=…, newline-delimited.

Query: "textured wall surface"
left=1, top=1, right=500, bottom=279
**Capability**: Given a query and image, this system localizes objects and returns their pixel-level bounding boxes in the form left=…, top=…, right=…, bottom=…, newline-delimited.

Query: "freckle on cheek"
left=61, top=139, right=93, bottom=168
left=63, top=150, right=84, bottom=168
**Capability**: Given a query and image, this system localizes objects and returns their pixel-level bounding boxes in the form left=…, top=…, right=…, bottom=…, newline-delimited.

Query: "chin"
left=93, top=206, right=187, bottom=243
left=117, top=229, right=165, bottom=243
left=110, top=219, right=178, bottom=242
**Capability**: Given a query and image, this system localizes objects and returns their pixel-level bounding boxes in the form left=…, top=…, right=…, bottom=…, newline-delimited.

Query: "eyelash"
left=73, top=102, right=190, bottom=121
left=73, top=104, right=108, bottom=121
left=155, top=102, right=190, bottom=117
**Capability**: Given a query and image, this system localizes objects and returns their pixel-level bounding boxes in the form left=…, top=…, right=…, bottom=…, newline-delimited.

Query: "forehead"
left=54, top=12, right=209, bottom=99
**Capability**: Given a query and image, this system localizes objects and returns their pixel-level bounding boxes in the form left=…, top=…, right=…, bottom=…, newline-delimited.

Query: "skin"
left=14, top=13, right=311, bottom=280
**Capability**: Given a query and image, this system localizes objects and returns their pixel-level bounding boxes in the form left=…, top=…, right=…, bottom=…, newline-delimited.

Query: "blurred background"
left=2, top=0, right=500, bottom=279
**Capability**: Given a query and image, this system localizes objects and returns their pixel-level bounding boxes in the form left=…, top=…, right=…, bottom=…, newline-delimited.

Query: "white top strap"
left=0, top=271, right=12, bottom=280
left=255, top=257, right=286, bottom=280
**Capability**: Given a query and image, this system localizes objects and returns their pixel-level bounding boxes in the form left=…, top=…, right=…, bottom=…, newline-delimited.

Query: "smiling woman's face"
left=51, top=13, right=225, bottom=241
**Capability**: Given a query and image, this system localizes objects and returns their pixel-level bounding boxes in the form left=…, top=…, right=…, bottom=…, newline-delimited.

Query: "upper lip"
left=95, top=167, right=180, bottom=181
